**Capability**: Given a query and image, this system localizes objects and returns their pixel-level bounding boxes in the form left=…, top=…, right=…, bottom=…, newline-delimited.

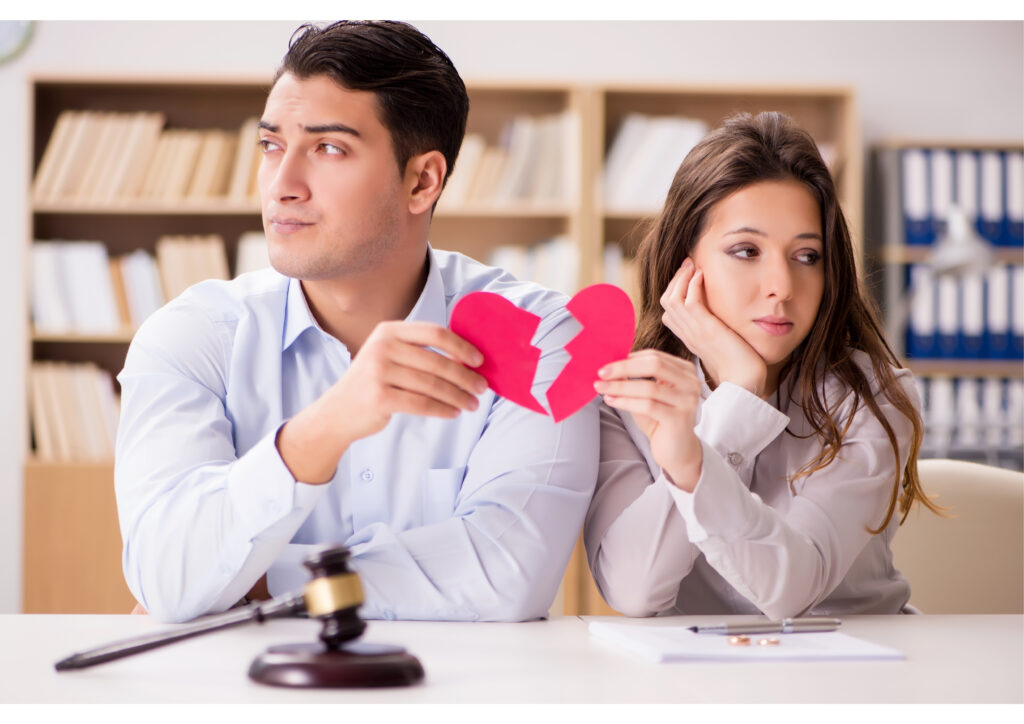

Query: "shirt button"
left=727, top=452, right=743, bottom=467
left=360, top=468, right=374, bottom=482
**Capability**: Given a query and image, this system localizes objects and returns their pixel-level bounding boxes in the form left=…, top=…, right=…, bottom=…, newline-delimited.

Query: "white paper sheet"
left=589, top=621, right=905, bottom=662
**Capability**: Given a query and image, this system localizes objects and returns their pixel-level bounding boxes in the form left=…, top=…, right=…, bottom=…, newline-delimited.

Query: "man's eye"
left=258, top=139, right=280, bottom=153
left=319, top=143, right=345, bottom=155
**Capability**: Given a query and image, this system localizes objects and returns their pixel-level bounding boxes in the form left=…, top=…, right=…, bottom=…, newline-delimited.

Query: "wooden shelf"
left=880, top=246, right=1024, bottom=265
left=25, top=76, right=867, bottom=617
left=905, top=359, right=1024, bottom=378
left=32, top=329, right=134, bottom=344
left=32, top=199, right=261, bottom=216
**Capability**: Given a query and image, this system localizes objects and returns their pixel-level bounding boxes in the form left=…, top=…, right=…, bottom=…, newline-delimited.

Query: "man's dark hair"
left=275, top=20, right=469, bottom=187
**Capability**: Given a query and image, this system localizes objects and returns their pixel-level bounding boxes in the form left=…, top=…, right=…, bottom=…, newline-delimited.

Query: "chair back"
left=892, top=458, right=1023, bottom=614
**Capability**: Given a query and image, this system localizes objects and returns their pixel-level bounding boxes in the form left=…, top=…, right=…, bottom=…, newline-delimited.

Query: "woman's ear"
left=405, top=150, right=447, bottom=215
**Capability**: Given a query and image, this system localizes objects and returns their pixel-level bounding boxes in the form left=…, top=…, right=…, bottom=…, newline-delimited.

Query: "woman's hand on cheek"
left=660, top=258, right=768, bottom=398
left=595, top=350, right=703, bottom=493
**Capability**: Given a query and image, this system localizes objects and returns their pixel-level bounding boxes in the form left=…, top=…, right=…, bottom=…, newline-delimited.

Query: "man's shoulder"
left=433, top=248, right=569, bottom=319
left=133, top=268, right=290, bottom=347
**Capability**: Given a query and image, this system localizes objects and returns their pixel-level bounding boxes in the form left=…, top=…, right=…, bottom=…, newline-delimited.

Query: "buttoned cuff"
left=664, top=439, right=766, bottom=544
left=695, top=382, right=790, bottom=478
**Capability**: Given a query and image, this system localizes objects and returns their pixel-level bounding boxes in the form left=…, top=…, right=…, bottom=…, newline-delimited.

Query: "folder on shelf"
left=935, top=274, right=959, bottom=358
left=1007, top=151, right=1023, bottom=247
left=901, top=148, right=932, bottom=246
left=929, top=148, right=955, bottom=241
left=906, top=263, right=937, bottom=358
left=985, top=263, right=1012, bottom=359
left=1012, top=265, right=1024, bottom=358
left=961, top=270, right=985, bottom=358
left=978, top=151, right=1006, bottom=246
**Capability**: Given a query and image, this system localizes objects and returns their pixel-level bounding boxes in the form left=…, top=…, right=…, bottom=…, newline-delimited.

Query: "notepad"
left=588, top=621, right=904, bottom=662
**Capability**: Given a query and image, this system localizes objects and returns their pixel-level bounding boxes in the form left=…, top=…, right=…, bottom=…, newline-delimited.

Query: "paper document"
left=588, top=621, right=904, bottom=663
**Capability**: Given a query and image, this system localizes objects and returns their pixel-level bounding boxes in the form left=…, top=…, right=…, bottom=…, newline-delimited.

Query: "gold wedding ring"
left=728, top=635, right=751, bottom=646
left=757, top=637, right=781, bottom=646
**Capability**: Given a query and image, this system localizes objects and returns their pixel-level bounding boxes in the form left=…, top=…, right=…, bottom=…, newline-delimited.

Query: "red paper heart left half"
left=450, top=291, right=547, bottom=414
left=449, top=284, right=636, bottom=422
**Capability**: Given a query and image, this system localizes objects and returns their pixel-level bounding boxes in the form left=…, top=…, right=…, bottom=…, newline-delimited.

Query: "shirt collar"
left=282, top=245, right=447, bottom=352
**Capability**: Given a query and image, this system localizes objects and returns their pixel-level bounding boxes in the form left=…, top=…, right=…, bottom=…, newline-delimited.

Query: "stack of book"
left=601, top=113, right=709, bottom=212
left=602, top=243, right=641, bottom=310
left=31, top=236, right=235, bottom=335
left=438, top=110, right=579, bottom=209
left=487, top=236, right=578, bottom=295
left=29, top=361, right=120, bottom=462
left=32, top=110, right=261, bottom=205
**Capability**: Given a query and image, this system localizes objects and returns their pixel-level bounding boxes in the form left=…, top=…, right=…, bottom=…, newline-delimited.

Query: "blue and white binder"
left=960, top=270, right=985, bottom=358
left=981, top=377, right=1006, bottom=448
left=930, top=149, right=955, bottom=242
left=956, top=150, right=980, bottom=222
left=985, top=263, right=1012, bottom=359
left=907, top=263, right=937, bottom=357
left=978, top=151, right=1006, bottom=246
left=901, top=149, right=932, bottom=246
left=1011, top=265, right=1024, bottom=358
left=954, top=377, right=982, bottom=447
left=935, top=273, right=959, bottom=358
left=1007, top=151, right=1023, bottom=247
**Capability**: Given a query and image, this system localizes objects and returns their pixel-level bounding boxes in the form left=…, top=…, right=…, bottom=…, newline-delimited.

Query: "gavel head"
left=302, top=547, right=367, bottom=650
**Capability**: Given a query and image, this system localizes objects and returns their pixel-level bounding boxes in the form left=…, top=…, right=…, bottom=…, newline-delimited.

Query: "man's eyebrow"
left=725, top=227, right=823, bottom=241
left=257, top=120, right=361, bottom=138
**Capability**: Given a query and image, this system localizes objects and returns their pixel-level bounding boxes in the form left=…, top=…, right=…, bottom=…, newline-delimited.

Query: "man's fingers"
left=383, top=361, right=483, bottom=412
left=391, top=321, right=484, bottom=367
left=388, top=342, right=488, bottom=396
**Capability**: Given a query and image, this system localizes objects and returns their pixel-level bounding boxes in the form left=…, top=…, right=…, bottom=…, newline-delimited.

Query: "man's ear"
left=405, top=150, right=447, bottom=215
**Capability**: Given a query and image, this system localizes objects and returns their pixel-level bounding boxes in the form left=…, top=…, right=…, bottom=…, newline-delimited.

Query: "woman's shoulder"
left=818, top=348, right=920, bottom=417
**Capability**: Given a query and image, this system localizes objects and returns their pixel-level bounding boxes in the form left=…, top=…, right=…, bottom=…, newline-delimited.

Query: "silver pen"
left=686, top=617, right=842, bottom=635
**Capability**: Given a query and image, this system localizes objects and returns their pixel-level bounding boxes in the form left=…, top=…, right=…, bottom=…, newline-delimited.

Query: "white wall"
left=0, top=19, right=1020, bottom=612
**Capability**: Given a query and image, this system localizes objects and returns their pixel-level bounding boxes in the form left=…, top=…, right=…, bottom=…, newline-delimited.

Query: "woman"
left=585, top=111, right=940, bottom=619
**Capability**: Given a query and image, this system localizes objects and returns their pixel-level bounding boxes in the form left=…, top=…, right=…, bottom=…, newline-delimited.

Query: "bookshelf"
left=868, top=140, right=1024, bottom=472
left=23, top=76, right=862, bottom=616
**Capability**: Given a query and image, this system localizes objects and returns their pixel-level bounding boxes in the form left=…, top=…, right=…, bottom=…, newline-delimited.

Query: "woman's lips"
left=754, top=317, right=794, bottom=336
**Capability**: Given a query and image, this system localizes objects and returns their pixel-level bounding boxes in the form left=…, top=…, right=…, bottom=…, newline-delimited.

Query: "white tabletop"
left=0, top=613, right=1020, bottom=704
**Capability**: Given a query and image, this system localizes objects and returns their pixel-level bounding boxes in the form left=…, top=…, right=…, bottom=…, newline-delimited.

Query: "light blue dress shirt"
left=115, top=248, right=599, bottom=623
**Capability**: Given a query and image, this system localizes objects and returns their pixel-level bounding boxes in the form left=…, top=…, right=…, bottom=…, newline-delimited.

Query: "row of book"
left=32, top=110, right=262, bottom=204
left=917, top=375, right=1024, bottom=453
left=486, top=236, right=579, bottom=296
left=31, top=232, right=270, bottom=335
left=900, top=147, right=1024, bottom=247
left=438, top=111, right=580, bottom=209
left=29, top=361, right=120, bottom=462
left=906, top=263, right=1024, bottom=360
left=600, top=113, right=838, bottom=213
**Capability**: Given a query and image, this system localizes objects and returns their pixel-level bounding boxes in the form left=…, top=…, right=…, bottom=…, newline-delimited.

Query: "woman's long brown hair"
left=633, top=111, right=942, bottom=531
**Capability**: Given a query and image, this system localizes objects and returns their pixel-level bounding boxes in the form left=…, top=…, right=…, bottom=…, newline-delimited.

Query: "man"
left=115, top=20, right=598, bottom=623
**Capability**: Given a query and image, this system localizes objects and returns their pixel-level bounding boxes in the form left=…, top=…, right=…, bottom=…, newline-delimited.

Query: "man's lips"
left=268, top=217, right=315, bottom=233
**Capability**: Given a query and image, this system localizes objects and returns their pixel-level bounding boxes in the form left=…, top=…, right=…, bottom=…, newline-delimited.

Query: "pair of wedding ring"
left=728, top=635, right=780, bottom=646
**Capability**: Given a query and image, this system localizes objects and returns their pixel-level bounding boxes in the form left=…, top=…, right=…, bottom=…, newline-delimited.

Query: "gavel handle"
left=55, top=592, right=307, bottom=671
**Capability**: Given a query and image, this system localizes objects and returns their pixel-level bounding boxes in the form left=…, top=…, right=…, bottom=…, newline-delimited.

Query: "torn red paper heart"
left=450, top=284, right=635, bottom=422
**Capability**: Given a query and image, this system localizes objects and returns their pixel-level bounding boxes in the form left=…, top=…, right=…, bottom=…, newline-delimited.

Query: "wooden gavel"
left=54, top=546, right=423, bottom=688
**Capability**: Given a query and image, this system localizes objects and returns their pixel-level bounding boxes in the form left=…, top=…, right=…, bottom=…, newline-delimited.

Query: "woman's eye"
left=730, top=246, right=758, bottom=260
left=796, top=250, right=822, bottom=265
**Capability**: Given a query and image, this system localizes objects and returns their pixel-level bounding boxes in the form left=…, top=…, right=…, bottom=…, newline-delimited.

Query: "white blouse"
left=584, top=350, right=917, bottom=619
